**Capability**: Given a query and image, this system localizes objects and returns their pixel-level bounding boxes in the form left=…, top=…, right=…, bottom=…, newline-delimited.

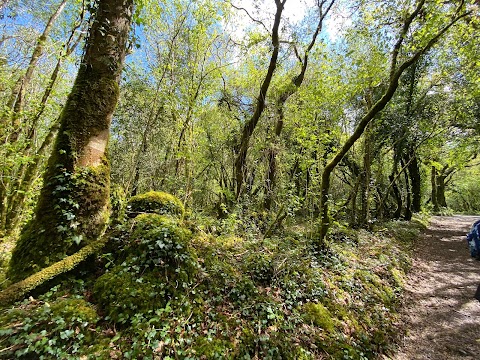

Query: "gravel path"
left=391, top=215, right=480, bottom=360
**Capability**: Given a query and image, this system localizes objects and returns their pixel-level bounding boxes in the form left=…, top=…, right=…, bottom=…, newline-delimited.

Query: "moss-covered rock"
left=127, top=191, right=184, bottom=218
left=124, top=214, right=196, bottom=274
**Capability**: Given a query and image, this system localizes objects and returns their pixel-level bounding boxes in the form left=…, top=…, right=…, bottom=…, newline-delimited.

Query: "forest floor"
left=391, top=215, right=480, bottom=360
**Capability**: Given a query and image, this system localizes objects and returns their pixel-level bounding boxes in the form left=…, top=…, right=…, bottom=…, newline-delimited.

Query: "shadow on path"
left=391, top=215, right=480, bottom=360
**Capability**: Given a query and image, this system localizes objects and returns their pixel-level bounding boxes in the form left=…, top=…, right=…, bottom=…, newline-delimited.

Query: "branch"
left=230, top=2, right=270, bottom=33
left=0, top=235, right=108, bottom=306
left=390, top=0, right=426, bottom=80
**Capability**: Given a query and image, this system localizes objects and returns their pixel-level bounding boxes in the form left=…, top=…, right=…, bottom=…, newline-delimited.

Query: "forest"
left=0, top=0, right=479, bottom=358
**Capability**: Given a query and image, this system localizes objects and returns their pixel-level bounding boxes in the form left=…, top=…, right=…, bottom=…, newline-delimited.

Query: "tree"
left=233, top=0, right=286, bottom=199
left=7, top=0, right=134, bottom=282
left=317, top=0, right=474, bottom=244
left=0, top=1, right=87, bottom=235
left=263, top=0, right=335, bottom=210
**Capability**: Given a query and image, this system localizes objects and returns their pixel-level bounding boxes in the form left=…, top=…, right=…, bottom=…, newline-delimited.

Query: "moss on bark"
left=0, top=235, right=108, bottom=306
left=7, top=4, right=129, bottom=281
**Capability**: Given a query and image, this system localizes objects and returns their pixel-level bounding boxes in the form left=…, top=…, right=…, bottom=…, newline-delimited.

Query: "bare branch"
left=229, top=2, right=270, bottom=33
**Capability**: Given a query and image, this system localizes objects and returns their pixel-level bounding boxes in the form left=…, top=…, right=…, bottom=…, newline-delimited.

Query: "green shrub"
left=124, top=214, right=196, bottom=274
left=243, top=251, right=274, bottom=286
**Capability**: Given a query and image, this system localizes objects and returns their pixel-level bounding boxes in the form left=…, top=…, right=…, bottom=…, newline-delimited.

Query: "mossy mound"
left=0, top=298, right=105, bottom=359
left=93, top=269, right=168, bottom=323
left=126, top=191, right=184, bottom=218
left=93, top=213, right=197, bottom=324
left=116, top=213, right=195, bottom=274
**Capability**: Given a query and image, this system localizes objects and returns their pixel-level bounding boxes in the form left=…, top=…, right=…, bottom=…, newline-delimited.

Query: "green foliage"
left=381, top=220, right=425, bottom=245
left=3, top=0, right=477, bottom=358
left=0, top=298, right=104, bottom=359
left=93, top=269, right=168, bottom=324
left=446, top=167, right=480, bottom=213
left=0, top=206, right=420, bottom=359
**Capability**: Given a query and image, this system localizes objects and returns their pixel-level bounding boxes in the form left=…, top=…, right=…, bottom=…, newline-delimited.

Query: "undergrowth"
left=0, top=192, right=425, bottom=359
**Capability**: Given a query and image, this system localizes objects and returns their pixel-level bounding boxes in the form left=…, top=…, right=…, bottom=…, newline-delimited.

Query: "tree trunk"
left=264, top=0, right=335, bottom=210
left=407, top=147, right=421, bottom=212
left=390, top=164, right=403, bottom=219
left=8, top=0, right=133, bottom=282
left=431, top=166, right=439, bottom=212
left=3, top=29, right=84, bottom=235
left=5, top=0, right=68, bottom=143
left=359, top=104, right=372, bottom=227
left=5, top=120, right=61, bottom=233
left=234, top=0, right=285, bottom=199
left=436, top=174, right=448, bottom=208
left=0, top=0, right=69, bottom=230
left=401, top=158, right=412, bottom=220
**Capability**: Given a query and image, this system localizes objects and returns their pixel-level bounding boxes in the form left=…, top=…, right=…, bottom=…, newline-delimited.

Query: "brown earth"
left=391, top=215, right=480, bottom=360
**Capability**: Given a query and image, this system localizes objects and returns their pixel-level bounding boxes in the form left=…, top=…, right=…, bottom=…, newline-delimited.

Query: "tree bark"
left=436, top=173, right=448, bottom=208
left=360, top=93, right=373, bottom=227
left=390, top=164, right=403, bottom=219
left=401, top=158, right=413, bottom=220
left=8, top=0, right=133, bottom=282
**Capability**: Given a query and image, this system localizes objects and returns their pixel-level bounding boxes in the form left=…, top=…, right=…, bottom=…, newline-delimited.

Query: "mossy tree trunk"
left=401, top=158, right=413, bottom=220
left=8, top=0, right=134, bottom=282
left=407, top=147, right=421, bottom=213
left=390, top=163, right=403, bottom=219
left=436, top=172, right=448, bottom=208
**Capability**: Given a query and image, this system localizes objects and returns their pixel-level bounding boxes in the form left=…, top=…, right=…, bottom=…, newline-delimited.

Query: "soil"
left=391, top=215, right=480, bottom=360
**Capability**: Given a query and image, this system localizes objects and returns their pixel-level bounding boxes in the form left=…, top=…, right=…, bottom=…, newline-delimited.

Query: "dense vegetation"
left=0, top=0, right=478, bottom=358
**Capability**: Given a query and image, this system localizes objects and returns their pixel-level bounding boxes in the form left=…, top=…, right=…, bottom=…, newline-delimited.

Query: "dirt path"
left=391, top=215, right=480, bottom=360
